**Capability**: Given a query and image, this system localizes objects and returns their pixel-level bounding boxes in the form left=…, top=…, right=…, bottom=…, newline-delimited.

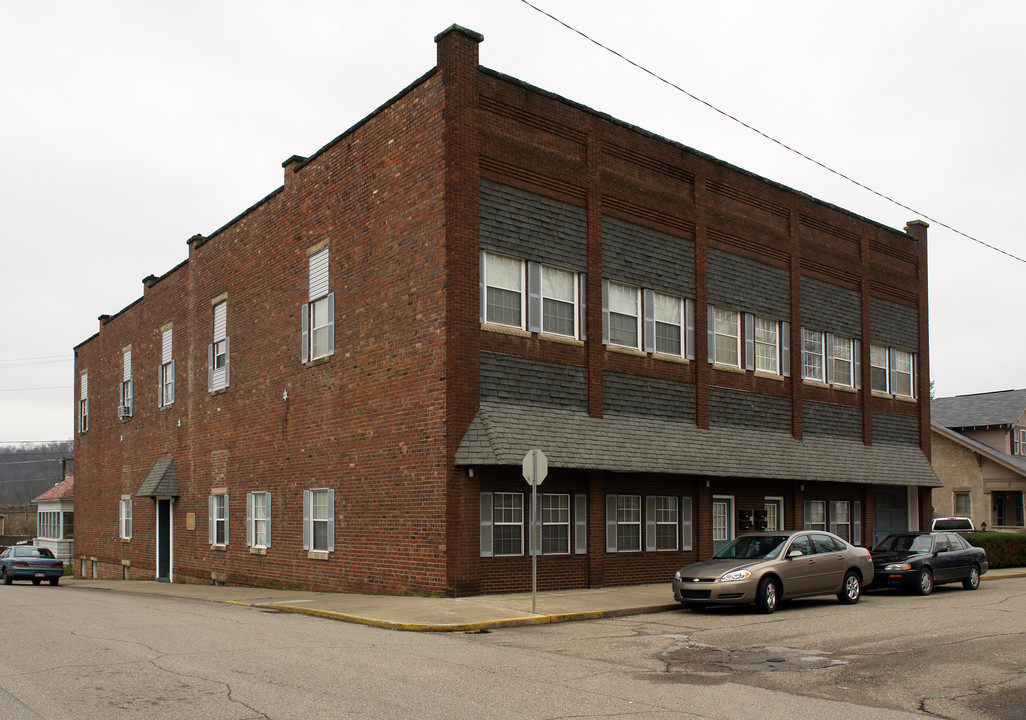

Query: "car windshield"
left=875, top=534, right=932, bottom=553
left=713, top=534, right=790, bottom=560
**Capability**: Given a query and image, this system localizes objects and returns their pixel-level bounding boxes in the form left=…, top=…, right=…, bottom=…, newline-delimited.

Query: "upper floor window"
left=712, top=306, right=740, bottom=367
left=79, top=372, right=89, bottom=433
left=302, top=247, right=335, bottom=363
left=209, top=300, right=230, bottom=392
left=119, top=347, right=133, bottom=419
left=540, top=265, right=577, bottom=337
left=482, top=252, right=524, bottom=329
left=754, top=316, right=779, bottom=374
left=831, top=334, right=854, bottom=387
left=158, top=326, right=174, bottom=407
left=653, top=293, right=683, bottom=356
left=802, top=328, right=825, bottom=382
left=893, top=349, right=914, bottom=398
left=606, top=281, right=640, bottom=349
left=870, top=344, right=889, bottom=392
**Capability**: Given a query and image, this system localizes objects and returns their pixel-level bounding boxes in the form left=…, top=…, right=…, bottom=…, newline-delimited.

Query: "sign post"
left=522, top=449, right=548, bottom=614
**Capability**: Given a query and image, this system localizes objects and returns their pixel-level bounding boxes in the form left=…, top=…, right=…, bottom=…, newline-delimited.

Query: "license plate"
left=34, top=572, right=44, bottom=578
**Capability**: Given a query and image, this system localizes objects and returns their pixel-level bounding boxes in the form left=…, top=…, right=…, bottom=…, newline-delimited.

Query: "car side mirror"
left=787, top=549, right=804, bottom=559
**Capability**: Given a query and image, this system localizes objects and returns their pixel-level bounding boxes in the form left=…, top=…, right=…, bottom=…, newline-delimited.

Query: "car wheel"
left=1, top=569, right=9, bottom=586
left=755, top=577, right=778, bottom=614
left=915, top=568, right=933, bottom=596
left=838, top=570, right=862, bottom=604
left=31, top=578, right=41, bottom=586
left=962, top=565, right=981, bottom=591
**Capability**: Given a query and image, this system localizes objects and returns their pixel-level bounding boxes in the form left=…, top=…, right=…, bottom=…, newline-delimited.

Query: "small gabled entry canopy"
left=136, top=457, right=179, bottom=497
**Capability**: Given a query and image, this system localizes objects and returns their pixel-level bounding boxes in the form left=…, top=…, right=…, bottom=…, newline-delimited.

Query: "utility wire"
left=517, top=0, right=1026, bottom=265
left=0, top=386, right=72, bottom=393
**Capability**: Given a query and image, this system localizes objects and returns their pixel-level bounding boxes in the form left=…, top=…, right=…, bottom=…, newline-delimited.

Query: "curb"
left=227, top=600, right=682, bottom=632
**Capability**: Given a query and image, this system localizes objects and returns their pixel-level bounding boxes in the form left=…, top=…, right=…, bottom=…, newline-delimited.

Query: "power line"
left=0, top=356, right=73, bottom=370
left=517, top=0, right=1026, bottom=266
left=0, top=385, right=73, bottom=393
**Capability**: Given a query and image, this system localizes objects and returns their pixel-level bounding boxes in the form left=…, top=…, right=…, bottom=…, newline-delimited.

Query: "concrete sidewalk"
left=61, top=566, right=1026, bottom=632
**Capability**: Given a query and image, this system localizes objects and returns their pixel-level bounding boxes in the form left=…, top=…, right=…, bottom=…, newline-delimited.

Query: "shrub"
left=964, top=532, right=1026, bottom=568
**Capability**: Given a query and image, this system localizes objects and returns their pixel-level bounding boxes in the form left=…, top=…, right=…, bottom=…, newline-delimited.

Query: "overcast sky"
left=2, top=1, right=1023, bottom=444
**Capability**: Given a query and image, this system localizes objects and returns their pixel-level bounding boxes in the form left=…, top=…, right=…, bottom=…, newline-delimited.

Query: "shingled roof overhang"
left=136, top=457, right=179, bottom=497
left=456, top=401, right=941, bottom=487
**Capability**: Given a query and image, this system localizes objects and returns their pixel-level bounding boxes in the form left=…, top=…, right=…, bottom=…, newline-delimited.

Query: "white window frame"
left=209, top=493, right=228, bottom=546
left=713, top=306, right=740, bottom=367
left=210, top=300, right=229, bottom=392
left=870, top=344, right=889, bottom=393
left=653, top=292, right=684, bottom=357
left=764, top=497, right=784, bottom=532
left=482, top=251, right=525, bottom=330
left=894, top=349, right=915, bottom=398
left=79, top=372, right=89, bottom=433
left=830, top=500, right=851, bottom=542
left=302, top=247, right=335, bottom=363
left=802, top=328, right=825, bottom=382
left=652, top=496, right=678, bottom=551
left=541, top=493, right=570, bottom=555
left=120, top=347, right=133, bottom=418
left=615, top=494, right=642, bottom=552
left=607, top=282, right=641, bottom=350
left=303, top=488, right=335, bottom=553
left=246, top=491, right=271, bottom=549
left=831, top=334, right=854, bottom=387
left=804, top=500, right=827, bottom=531
left=159, top=326, right=174, bottom=407
left=540, top=265, right=579, bottom=338
left=120, top=498, right=132, bottom=540
left=754, top=316, right=779, bottom=374
left=492, top=491, right=524, bottom=556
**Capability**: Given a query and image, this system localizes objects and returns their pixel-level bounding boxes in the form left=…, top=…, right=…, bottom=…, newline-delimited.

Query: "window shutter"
left=479, top=251, right=487, bottom=323
left=685, top=299, right=695, bottom=360
left=744, top=313, right=755, bottom=371
left=574, top=493, right=587, bottom=554
left=326, top=488, right=335, bottom=553
left=223, top=494, right=229, bottom=546
left=803, top=500, right=812, bottom=530
left=853, top=339, right=862, bottom=389
left=681, top=497, right=693, bottom=551
left=643, top=289, right=656, bottom=353
left=645, top=496, right=657, bottom=551
left=889, top=347, right=898, bottom=394
left=246, top=493, right=254, bottom=547
left=578, top=273, right=587, bottom=341
left=208, top=344, right=214, bottom=392
left=480, top=492, right=494, bottom=557
left=309, top=247, right=329, bottom=300
left=326, top=292, right=335, bottom=357
left=853, top=500, right=861, bottom=546
left=605, top=495, right=617, bottom=552
left=912, top=353, right=918, bottom=399
left=224, top=337, right=230, bottom=387
left=208, top=495, right=215, bottom=545
left=780, top=321, right=790, bottom=377
left=302, top=490, right=312, bottom=551
left=301, top=303, right=309, bottom=364
left=601, top=279, right=610, bottom=345
left=707, top=305, right=716, bottom=363
left=527, top=262, right=542, bottom=333
left=825, top=332, right=835, bottom=385
left=266, top=494, right=272, bottom=548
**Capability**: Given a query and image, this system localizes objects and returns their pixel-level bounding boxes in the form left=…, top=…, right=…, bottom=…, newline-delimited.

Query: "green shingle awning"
left=136, top=457, right=179, bottom=497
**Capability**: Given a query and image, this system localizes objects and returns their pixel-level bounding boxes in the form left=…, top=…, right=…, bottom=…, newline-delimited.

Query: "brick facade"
left=73, top=25, right=937, bottom=597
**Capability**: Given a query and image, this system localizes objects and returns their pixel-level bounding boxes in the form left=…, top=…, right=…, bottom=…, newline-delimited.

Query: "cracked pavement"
left=0, top=578, right=1023, bottom=718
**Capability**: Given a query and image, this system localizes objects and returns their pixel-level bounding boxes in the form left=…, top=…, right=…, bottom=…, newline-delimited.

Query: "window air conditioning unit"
left=118, top=406, right=132, bottom=419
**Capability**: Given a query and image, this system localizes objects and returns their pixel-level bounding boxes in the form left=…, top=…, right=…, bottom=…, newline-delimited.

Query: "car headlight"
left=884, top=563, right=912, bottom=571
left=675, top=570, right=683, bottom=581
left=720, top=569, right=751, bottom=583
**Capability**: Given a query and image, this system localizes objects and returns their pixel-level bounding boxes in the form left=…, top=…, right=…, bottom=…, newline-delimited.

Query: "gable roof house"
left=72, top=26, right=939, bottom=596
left=932, top=390, right=1026, bottom=531
left=32, top=476, right=74, bottom=563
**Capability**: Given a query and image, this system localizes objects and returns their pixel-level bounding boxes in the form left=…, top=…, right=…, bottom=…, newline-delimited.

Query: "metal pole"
left=531, top=451, right=537, bottom=614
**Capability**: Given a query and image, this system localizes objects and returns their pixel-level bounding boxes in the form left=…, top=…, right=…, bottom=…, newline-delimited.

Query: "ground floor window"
left=606, top=494, right=641, bottom=552
left=120, top=498, right=132, bottom=540
left=303, top=488, right=335, bottom=552
left=954, top=491, right=971, bottom=517
left=649, top=496, right=678, bottom=551
left=541, top=493, right=569, bottom=555
left=209, top=493, right=228, bottom=546
left=805, top=500, right=826, bottom=531
left=37, top=511, right=61, bottom=540
left=246, top=492, right=271, bottom=548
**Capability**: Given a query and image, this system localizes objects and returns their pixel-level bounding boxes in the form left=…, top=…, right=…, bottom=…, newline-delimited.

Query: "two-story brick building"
left=72, top=25, right=939, bottom=596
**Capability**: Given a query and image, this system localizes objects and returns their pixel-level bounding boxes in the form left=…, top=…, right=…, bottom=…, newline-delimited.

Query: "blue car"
left=0, top=546, right=64, bottom=586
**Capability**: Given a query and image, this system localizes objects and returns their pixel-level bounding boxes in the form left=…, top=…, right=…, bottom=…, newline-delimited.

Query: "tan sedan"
left=672, top=530, right=874, bottom=614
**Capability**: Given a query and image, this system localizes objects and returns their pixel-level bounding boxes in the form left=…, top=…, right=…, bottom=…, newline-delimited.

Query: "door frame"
left=156, top=497, right=173, bottom=583
left=712, top=495, right=735, bottom=554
